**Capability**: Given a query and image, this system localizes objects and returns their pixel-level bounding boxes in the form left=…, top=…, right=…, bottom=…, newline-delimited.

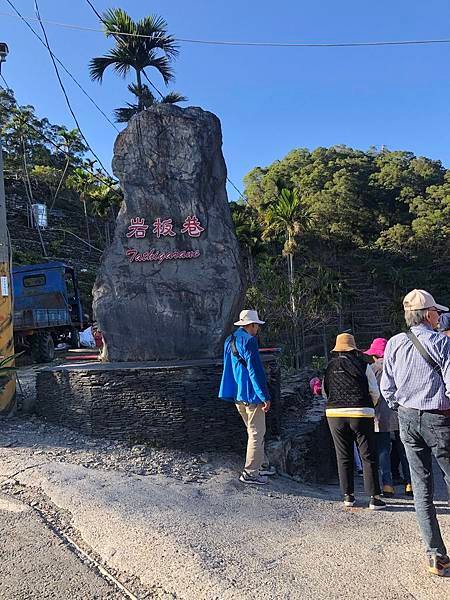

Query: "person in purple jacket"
left=219, top=309, right=275, bottom=485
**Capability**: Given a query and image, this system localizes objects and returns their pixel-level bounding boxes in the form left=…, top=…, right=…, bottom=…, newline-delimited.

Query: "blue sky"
left=2, top=1, right=450, bottom=199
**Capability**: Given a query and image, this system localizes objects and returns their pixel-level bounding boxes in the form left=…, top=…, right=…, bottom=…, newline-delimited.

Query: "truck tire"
left=31, top=332, right=55, bottom=363
left=70, top=327, right=81, bottom=349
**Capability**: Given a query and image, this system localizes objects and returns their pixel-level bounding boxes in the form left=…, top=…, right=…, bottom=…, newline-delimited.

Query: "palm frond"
left=127, top=83, right=156, bottom=108
left=138, top=15, right=179, bottom=57
left=143, top=54, right=174, bottom=84
left=102, top=8, right=137, bottom=36
left=161, top=92, right=187, bottom=104
left=114, top=106, right=139, bottom=123
left=89, top=56, right=116, bottom=82
left=89, top=49, right=134, bottom=81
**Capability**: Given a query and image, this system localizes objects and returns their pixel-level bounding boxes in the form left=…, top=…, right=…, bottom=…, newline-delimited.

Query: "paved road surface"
left=0, top=495, right=122, bottom=599
left=0, top=452, right=448, bottom=599
left=0, top=411, right=449, bottom=600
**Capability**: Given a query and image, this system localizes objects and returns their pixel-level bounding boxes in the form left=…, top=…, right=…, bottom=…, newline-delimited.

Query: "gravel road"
left=0, top=415, right=448, bottom=600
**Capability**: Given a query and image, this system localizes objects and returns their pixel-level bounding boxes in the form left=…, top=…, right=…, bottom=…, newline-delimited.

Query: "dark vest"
left=324, top=352, right=372, bottom=410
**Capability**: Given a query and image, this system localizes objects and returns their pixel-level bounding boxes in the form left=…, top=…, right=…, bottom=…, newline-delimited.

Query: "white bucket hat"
left=234, top=309, right=265, bottom=326
left=403, top=289, right=449, bottom=312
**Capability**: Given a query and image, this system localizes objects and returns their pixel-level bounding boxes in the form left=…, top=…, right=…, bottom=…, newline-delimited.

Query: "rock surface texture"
left=35, top=355, right=280, bottom=453
left=93, top=105, right=245, bottom=361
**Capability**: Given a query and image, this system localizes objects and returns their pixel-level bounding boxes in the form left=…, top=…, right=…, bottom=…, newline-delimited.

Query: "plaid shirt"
left=381, top=324, right=450, bottom=411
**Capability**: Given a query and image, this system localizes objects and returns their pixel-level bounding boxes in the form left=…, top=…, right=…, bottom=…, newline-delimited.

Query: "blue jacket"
left=218, top=327, right=270, bottom=404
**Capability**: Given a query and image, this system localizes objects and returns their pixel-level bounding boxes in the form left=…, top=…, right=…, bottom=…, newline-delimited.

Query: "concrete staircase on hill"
left=302, top=267, right=395, bottom=361
left=342, top=273, right=394, bottom=349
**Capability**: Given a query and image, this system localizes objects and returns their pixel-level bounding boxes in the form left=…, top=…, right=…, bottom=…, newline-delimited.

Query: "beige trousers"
left=236, top=403, right=267, bottom=476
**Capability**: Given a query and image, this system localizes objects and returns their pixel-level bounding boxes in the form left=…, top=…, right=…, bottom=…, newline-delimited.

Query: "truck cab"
left=13, top=262, right=84, bottom=363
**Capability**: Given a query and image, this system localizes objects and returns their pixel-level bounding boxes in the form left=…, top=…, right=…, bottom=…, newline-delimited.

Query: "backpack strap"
left=406, top=330, right=442, bottom=376
left=230, top=333, right=247, bottom=368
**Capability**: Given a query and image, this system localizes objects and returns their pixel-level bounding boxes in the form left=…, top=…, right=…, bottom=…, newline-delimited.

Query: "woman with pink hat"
left=364, top=338, right=412, bottom=498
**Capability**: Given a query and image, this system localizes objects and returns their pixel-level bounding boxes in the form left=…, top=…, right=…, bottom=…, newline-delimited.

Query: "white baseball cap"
left=403, top=289, right=448, bottom=312
left=234, top=309, right=265, bottom=326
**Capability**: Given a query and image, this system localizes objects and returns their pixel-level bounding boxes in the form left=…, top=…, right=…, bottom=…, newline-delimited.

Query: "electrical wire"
left=2, top=10, right=450, bottom=48
left=4, top=76, right=241, bottom=197
left=227, top=177, right=245, bottom=200
left=1, top=74, right=116, bottom=189
left=0, top=78, right=108, bottom=254
left=3, top=66, right=245, bottom=204
left=3, top=0, right=119, bottom=133
left=33, top=0, right=113, bottom=178
left=84, top=0, right=102, bottom=22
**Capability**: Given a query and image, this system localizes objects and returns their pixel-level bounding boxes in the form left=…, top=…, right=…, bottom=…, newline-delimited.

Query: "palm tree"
left=89, top=8, right=182, bottom=113
left=114, top=83, right=187, bottom=123
left=263, top=187, right=308, bottom=291
left=263, top=187, right=309, bottom=368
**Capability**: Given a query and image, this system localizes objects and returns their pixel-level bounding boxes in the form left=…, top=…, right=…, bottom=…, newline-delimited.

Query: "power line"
left=3, top=0, right=119, bottom=133
left=1, top=74, right=115, bottom=189
left=4, top=73, right=240, bottom=198
left=84, top=0, right=102, bottom=22
left=227, top=177, right=245, bottom=200
left=33, top=0, right=113, bottom=178
left=2, top=10, right=450, bottom=48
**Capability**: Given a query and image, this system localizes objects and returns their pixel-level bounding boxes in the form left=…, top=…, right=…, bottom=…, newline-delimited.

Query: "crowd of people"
left=218, top=289, right=450, bottom=577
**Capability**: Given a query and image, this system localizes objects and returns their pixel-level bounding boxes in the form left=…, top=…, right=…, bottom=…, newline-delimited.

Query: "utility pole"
left=0, top=42, right=16, bottom=414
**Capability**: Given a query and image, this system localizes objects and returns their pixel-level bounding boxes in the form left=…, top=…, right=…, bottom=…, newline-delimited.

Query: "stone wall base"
left=36, top=357, right=280, bottom=454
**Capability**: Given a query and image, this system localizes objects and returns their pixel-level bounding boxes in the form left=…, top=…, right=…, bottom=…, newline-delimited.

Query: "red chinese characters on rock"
left=126, top=215, right=206, bottom=239
left=181, top=215, right=205, bottom=238
left=126, top=217, right=149, bottom=239
left=125, top=215, right=205, bottom=264
left=152, top=218, right=177, bottom=238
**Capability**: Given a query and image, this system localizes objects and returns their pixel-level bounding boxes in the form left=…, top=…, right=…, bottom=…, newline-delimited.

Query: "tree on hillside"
left=0, top=88, right=16, bottom=130
left=263, top=186, right=309, bottom=367
left=89, top=8, right=186, bottom=120
left=2, top=104, right=52, bottom=171
left=263, top=187, right=309, bottom=289
left=48, top=128, right=86, bottom=211
left=66, top=166, right=98, bottom=251
left=230, top=202, right=265, bottom=284
left=244, top=146, right=448, bottom=252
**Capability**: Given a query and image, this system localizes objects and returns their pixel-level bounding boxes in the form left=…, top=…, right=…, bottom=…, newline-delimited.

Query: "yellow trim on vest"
left=326, top=409, right=375, bottom=418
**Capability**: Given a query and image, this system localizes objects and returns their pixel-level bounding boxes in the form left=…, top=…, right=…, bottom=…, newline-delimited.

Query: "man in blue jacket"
left=219, top=309, right=274, bottom=485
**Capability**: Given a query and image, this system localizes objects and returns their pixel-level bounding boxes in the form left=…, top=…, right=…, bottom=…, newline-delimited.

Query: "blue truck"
left=13, top=262, right=84, bottom=363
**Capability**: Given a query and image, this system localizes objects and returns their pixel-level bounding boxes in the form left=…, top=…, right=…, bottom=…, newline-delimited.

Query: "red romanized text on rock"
left=126, top=247, right=201, bottom=264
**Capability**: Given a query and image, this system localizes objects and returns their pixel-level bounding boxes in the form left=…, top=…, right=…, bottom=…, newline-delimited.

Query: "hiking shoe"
left=382, top=485, right=395, bottom=498
left=239, top=471, right=268, bottom=485
left=405, top=483, right=413, bottom=497
left=428, top=555, right=450, bottom=577
left=369, top=496, right=386, bottom=510
left=344, top=494, right=355, bottom=507
left=259, top=464, right=276, bottom=476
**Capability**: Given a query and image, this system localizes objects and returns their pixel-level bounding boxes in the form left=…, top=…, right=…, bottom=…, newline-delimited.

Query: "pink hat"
left=364, top=338, right=388, bottom=358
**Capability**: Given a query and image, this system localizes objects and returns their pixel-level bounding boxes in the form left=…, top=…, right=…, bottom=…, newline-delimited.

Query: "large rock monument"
left=36, top=105, right=281, bottom=456
left=93, top=104, right=246, bottom=361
